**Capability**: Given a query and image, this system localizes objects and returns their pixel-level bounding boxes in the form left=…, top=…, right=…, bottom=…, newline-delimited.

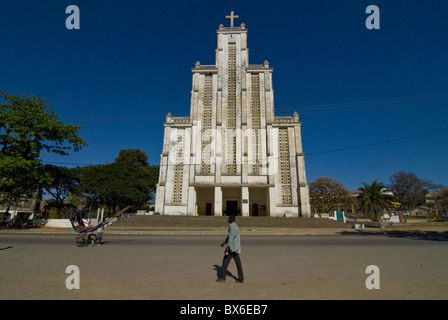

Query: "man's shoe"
left=235, top=279, right=244, bottom=283
left=216, top=278, right=226, bottom=282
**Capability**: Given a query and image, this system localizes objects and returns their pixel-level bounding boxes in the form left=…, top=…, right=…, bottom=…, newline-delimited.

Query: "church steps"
left=108, top=215, right=348, bottom=231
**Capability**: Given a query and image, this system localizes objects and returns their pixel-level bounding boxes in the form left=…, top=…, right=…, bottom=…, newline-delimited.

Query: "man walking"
left=217, top=215, right=244, bottom=283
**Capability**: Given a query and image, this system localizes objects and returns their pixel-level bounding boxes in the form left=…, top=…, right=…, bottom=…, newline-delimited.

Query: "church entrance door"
left=206, top=203, right=212, bottom=216
left=252, top=203, right=259, bottom=216
left=226, top=201, right=238, bottom=216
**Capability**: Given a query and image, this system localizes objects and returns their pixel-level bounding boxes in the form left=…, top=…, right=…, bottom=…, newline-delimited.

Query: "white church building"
left=155, top=12, right=311, bottom=217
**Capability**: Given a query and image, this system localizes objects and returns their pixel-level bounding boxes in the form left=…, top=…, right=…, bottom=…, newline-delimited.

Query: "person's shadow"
left=213, top=264, right=238, bottom=281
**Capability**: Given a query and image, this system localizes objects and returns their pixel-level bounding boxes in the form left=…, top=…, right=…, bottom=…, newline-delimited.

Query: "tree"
left=389, top=171, right=439, bottom=210
left=0, top=156, right=43, bottom=213
left=112, top=149, right=153, bottom=208
left=41, top=165, right=81, bottom=217
left=0, top=90, right=86, bottom=158
left=309, top=177, right=352, bottom=214
left=435, top=187, right=448, bottom=211
left=78, top=149, right=158, bottom=214
left=79, top=163, right=119, bottom=213
left=0, top=90, right=86, bottom=213
left=358, top=179, right=396, bottom=219
left=147, top=165, right=159, bottom=197
left=114, top=148, right=149, bottom=166
left=114, top=148, right=159, bottom=198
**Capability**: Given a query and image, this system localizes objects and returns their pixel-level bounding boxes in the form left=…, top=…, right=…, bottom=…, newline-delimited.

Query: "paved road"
left=1, top=233, right=447, bottom=300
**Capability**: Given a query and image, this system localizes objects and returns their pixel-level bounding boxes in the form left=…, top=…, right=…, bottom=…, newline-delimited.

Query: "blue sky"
left=1, top=0, right=447, bottom=190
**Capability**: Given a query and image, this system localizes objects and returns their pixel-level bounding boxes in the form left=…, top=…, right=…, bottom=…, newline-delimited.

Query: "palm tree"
left=358, top=179, right=396, bottom=220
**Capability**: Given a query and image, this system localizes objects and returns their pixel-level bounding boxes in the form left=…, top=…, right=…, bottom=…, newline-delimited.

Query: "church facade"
left=155, top=12, right=311, bottom=217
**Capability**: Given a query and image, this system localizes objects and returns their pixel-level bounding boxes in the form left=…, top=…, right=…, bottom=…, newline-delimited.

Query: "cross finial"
left=226, top=11, right=239, bottom=28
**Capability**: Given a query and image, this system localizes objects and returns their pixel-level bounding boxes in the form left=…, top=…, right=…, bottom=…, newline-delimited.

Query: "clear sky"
left=1, top=0, right=447, bottom=190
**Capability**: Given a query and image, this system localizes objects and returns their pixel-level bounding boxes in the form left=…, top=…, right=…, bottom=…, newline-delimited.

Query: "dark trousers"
left=222, top=251, right=244, bottom=281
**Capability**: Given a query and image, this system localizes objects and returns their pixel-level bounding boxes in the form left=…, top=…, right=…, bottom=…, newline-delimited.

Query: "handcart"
left=70, top=206, right=130, bottom=247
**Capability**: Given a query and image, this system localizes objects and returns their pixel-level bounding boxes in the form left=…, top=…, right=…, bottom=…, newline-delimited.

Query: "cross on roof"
left=226, top=11, right=239, bottom=27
